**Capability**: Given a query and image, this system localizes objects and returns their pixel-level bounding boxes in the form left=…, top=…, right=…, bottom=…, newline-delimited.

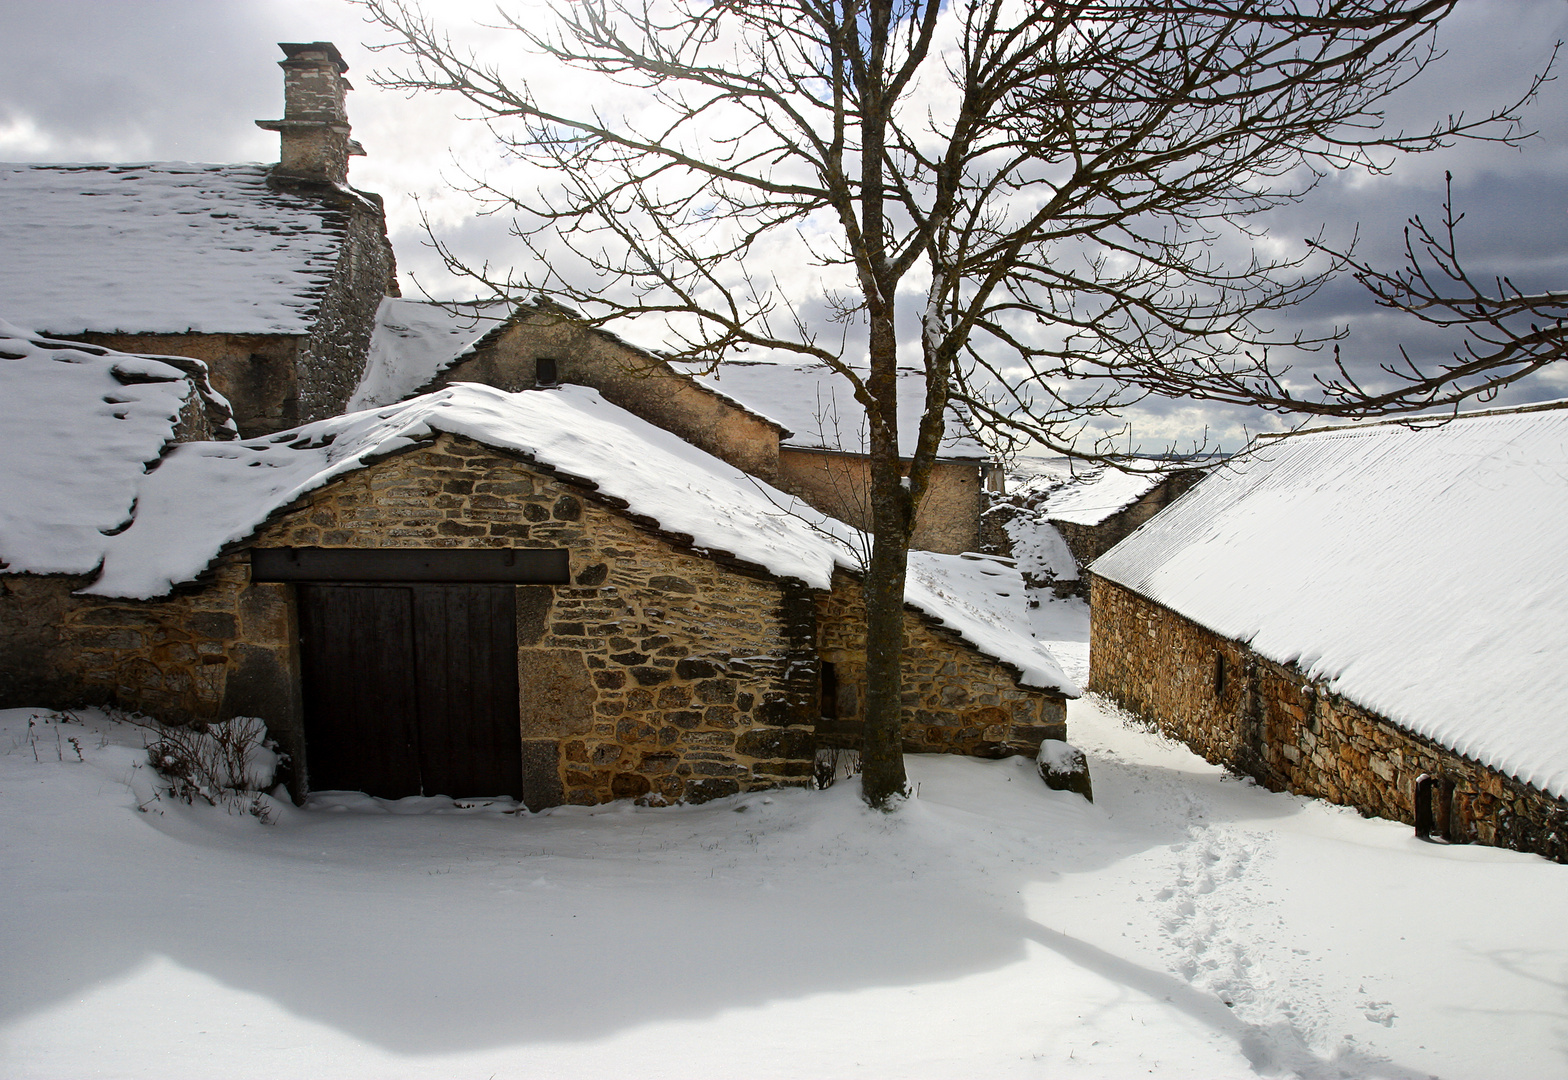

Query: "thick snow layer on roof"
left=906, top=551, right=1078, bottom=693
left=1092, top=406, right=1568, bottom=799
left=89, top=383, right=852, bottom=598
left=7, top=372, right=1062, bottom=687
left=1045, top=467, right=1167, bottom=525
left=351, top=298, right=512, bottom=409
left=683, top=359, right=988, bottom=458
left=0, top=163, right=346, bottom=335
left=0, top=321, right=224, bottom=576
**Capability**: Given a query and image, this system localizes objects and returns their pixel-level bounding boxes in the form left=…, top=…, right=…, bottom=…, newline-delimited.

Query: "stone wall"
left=1089, top=575, right=1568, bottom=862
left=1053, top=470, right=1205, bottom=569
left=434, top=310, right=783, bottom=481
left=776, top=450, right=984, bottom=555
left=815, top=570, right=1066, bottom=757
left=0, top=559, right=298, bottom=741
left=79, top=332, right=302, bottom=437
left=292, top=190, right=398, bottom=428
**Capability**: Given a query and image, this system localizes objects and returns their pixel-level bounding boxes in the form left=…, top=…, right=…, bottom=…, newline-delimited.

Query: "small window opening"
left=535, top=357, right=559, bottom=387
left=1213, top=652, right=1227, bottom=699
left=820, top=661, right=839, bottom=720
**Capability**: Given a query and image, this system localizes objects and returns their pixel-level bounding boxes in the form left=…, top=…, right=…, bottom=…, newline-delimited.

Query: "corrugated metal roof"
left=1092, top=404, right=1568, bottom=799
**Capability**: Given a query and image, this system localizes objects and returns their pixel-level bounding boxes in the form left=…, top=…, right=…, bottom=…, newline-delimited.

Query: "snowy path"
left=2, top=693, right=1564, bottom=1078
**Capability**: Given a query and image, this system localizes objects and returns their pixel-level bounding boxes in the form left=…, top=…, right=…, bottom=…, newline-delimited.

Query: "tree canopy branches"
left=362, top=0, right=1552, bottom=805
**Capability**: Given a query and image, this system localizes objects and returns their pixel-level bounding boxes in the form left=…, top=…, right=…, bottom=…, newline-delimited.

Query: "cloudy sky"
left=1, top=0, right=1564, bottom=449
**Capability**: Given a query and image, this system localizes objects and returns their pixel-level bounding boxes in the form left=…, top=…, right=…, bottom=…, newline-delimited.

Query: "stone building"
left=1044, top=466, right=1206, bottom=568
left=0, top=42, right=397, bottom=437
left=354, top=301, right=995, bottom=554
left=1088, top=405, right=1568, bottom=861
left=0, top=329, right=1075, bottom=807
left=359, top=297, right=788, bottom=481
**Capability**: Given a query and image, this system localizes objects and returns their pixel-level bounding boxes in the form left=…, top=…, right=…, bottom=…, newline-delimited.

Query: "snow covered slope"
left=1092, top=404, right=1568, bottom=800
left=4, top=700, right=1565, bottom=1080
left=0, top=163, right=347, bottom=335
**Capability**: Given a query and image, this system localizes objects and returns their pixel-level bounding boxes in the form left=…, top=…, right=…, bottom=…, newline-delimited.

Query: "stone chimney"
left=256, top=42, right=365, bottom=186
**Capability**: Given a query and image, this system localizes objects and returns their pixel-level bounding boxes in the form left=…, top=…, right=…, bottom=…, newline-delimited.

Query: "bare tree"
left=362, top=0, right=1545, bottom=807
left=1294, top=172, right=1567, bottom=415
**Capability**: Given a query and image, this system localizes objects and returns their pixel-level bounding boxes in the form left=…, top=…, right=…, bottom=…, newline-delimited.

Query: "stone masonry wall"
left=435, top=312, right=782, bottom=481
left=815, top=571, right=1066, bottom=757
left=1053, top=470, right=1205, bottom=570
left=1089, top=575, right=1568, bottom=862
left=292, top=190, right=398, bottom=427
left=776, top=450, right=984, bottom=555
left=0, top=558, right=298, bottom=745
left=251, top=433, right=818, bottom=807
left=80, top=332, right=302, bottom=437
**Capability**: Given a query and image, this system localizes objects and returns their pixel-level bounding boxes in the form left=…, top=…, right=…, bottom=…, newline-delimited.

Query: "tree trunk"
left=858, top=297, right=912, bottom=808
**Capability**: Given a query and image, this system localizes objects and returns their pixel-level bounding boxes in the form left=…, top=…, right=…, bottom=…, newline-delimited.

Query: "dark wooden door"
left=298, top=584, right=522, bottom=799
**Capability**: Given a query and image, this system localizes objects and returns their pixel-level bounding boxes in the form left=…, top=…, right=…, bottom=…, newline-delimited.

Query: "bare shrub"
left=144, top=716, right=284, bottom=821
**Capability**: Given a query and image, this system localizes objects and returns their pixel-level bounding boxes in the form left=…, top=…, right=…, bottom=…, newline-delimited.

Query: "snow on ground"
left=5, top=678, right=1564, bottom=1078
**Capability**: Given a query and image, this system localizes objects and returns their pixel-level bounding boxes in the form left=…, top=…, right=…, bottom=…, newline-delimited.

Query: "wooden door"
left=298, top=583, right=522, bottom=799
left=411, top=585, right=522, bottom=799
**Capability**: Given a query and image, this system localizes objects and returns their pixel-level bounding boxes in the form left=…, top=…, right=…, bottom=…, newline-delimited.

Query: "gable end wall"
left=435, top=317, right=782, bottom=481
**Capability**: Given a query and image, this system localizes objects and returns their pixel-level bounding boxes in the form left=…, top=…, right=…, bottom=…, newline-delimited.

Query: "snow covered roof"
left=350, top=297, right=513, bottom=409
left=1091, top=404, right=1568, bottom=799
left=87, top=382, right=850, bottom=599
left=1045, top=467, right=1169, bottom=526
left=682, top=359, right=989, bottom=459
left=0, top=162, right=351, bottom=335
left=0, top=321, right=234, bottom=576
left=907, top=551, right=1076, bottom=693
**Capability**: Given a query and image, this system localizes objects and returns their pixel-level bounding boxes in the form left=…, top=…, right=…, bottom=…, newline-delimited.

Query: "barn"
left=1088, top=404, right=1568, bottom=861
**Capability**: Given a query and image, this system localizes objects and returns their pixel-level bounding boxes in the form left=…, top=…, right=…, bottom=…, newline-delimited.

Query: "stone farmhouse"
left=0, top=42, right=397, bottom=438
left=0, top=43, right=1074, bottom=808
left=1088, top=405, right=1568, bottom=861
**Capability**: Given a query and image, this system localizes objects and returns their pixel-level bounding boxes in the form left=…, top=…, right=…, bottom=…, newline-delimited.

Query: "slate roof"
left=0, top=162, right=353, bottom=335
left=1091, top=403, right=1568, bottom=800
